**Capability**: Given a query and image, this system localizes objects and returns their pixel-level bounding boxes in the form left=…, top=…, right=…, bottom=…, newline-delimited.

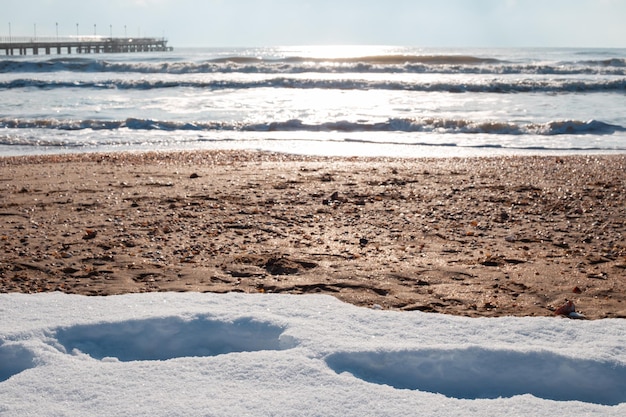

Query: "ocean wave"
left=2, top=77, right=625, bottom=93
left=1, top=133, right=623, bottom=152
left=2, top=55, right=626, bottom=76
left=581, top=58, right=626, bottom=67
left=1, top=117, right=623, bottom=136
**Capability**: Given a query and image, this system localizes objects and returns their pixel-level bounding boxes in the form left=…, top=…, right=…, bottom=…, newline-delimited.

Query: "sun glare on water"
left=279, top=45, right=401, bottom=59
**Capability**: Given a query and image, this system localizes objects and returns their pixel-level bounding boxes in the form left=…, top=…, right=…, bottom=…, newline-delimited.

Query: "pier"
left=0, top=36, right=173, bottom=56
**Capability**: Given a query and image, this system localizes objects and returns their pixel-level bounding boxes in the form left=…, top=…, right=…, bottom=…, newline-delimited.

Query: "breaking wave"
left=2, top=77, right=625, bottom=93
left=1, top=117, right=623, bottom=136
left=2, top=55, right=626, bottom=75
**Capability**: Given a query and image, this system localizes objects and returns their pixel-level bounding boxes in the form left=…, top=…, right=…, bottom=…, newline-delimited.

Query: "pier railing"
left=0, top=36, right=173, bottom=55
left=0, top=36, right=107, bottom=43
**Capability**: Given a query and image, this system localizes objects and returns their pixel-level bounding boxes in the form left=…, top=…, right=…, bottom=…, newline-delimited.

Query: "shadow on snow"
left=326, top=347, right=626, bottom=406
left=52, top=316, right=296, bottom=362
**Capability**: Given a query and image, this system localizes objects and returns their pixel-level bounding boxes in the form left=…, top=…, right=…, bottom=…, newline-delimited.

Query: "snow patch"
left=2, top=293, right=625, bottom=415
left=51, top=316, right=296, bottom=361
left=325, top=347, right=626, bottom=405
left=0, top=343, right=36, bottom=382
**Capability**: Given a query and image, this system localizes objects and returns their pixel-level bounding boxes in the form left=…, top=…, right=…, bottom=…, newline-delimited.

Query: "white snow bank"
left=1, top=292, right=625, bottom=416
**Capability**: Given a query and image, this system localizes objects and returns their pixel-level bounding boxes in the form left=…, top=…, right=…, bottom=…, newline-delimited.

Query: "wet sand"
left=1, top=151, right=625, bottom=319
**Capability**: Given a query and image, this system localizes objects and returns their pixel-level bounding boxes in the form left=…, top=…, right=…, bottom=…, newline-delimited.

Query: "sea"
left=1, top=45, right=625, bottom=158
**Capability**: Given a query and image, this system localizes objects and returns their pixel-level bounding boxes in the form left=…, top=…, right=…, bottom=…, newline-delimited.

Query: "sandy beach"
left=1, top=151, right=624, bottom=319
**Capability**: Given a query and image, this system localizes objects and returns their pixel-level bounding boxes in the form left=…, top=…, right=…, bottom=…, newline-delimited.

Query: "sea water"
left=0, top=46, right=624, bottom=157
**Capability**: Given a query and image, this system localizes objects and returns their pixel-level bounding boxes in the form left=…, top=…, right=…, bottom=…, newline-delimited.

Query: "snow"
left=1, top=292, right=625, bottom=416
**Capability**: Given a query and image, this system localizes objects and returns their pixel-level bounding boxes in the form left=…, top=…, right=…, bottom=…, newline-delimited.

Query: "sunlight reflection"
left=278, top=45, right=403, bottom=59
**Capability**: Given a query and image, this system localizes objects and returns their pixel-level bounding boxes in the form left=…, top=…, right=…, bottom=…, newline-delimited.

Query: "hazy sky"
left=3, top=0, right=626, bottom=48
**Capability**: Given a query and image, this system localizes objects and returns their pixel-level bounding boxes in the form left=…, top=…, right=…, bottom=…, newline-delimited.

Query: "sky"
left=2, top=0, right=626, bottom=48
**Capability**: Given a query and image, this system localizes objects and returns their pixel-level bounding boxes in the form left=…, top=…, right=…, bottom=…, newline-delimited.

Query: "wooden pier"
left=0, top=36, right=173, bottom=56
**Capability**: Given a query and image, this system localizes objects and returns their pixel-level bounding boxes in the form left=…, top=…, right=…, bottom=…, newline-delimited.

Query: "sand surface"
left=1, top=151, right=625, bottom=319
